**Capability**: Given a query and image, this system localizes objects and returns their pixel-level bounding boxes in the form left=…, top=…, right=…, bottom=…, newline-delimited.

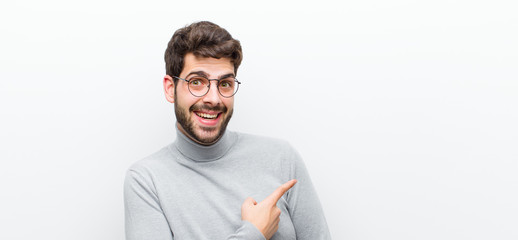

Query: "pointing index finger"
left=264, top=179, right=297, bottom=205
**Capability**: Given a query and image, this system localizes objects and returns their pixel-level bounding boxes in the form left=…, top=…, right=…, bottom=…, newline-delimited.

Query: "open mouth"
left=194, top=112, right=220, bottom=120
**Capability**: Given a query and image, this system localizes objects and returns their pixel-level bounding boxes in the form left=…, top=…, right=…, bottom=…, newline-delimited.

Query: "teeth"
left=196, top=112, right=218, bottom=119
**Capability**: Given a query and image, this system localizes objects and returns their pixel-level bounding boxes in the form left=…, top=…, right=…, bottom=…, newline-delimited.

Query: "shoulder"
left=126, top=143, right=175, bottom=175
left=232, top=131, right=300, bottom=158
left=234, top=131, right=292, bottom=148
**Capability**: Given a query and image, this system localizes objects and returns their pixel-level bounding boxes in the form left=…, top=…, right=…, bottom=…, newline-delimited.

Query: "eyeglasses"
left=173, top=75, right=241, bottom=98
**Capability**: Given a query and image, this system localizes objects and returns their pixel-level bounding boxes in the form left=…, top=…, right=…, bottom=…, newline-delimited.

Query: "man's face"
left=165, top=53, right=235, bottom=145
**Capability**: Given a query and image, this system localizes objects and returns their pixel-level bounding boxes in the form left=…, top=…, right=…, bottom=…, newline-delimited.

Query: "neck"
left=174, top=123, right=237, bottom=162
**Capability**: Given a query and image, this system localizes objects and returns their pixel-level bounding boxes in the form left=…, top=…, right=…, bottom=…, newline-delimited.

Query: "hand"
left=241, top=179, right=297, bottom=240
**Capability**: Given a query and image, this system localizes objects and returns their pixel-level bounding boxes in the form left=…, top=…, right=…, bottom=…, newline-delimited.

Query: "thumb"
left=242, top=197, right=257, bottom=208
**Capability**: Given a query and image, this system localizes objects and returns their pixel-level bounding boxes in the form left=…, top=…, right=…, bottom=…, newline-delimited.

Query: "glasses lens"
left=188, top=76, right=210, bottom=96
left=218, top=78, right=239, bottom=97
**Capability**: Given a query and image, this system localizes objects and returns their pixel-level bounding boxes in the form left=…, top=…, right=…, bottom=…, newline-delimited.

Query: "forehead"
left=181, top=53, right=234, bottom=78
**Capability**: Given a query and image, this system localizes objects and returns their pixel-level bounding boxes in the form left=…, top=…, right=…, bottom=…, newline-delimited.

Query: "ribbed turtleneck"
left=172, top=124, right=237, bottom=162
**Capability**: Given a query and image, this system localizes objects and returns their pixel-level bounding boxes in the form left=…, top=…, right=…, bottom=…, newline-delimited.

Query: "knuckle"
left=274, top=207, right=281, bottom=215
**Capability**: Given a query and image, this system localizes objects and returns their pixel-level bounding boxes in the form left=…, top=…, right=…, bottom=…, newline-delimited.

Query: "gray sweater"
left=124, top=127, right=331, bottom=240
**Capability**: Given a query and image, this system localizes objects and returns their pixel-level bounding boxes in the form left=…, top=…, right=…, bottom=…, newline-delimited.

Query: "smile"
left=194, top=112, right=220, bottom=120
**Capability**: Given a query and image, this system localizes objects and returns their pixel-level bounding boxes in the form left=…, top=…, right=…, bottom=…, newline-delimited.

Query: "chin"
left=194, top=126, right=222, bottom=143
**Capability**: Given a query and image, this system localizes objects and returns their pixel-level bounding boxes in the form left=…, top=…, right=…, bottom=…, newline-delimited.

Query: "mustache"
left=189, top=104, right=227, bottom=113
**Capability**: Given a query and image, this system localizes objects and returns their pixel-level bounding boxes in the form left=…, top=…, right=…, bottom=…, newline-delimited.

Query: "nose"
left=201, top=80, right=222, bottom=106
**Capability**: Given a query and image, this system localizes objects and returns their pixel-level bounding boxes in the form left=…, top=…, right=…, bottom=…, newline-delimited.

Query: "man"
left=124, top=21, right=331, bottom=240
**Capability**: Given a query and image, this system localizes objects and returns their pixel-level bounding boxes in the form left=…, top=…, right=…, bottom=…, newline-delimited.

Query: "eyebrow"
left=185, top=71, right=235, bottom=79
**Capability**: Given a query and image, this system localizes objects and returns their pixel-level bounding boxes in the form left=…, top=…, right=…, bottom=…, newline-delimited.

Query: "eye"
left=189, top=77, right=204, bottom=86
left=219, top=79, right=233, bottom=88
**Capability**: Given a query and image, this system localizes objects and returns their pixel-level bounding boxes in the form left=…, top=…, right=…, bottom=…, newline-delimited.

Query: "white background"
left=1, top=0, right=517, bottom=239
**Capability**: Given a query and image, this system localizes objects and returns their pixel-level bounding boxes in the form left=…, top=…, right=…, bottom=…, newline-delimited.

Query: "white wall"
left=1, top=0, right=517, bottom=239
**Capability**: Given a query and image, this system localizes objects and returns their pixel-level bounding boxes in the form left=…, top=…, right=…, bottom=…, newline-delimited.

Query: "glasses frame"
left=173, top=75, right=241, bottom=98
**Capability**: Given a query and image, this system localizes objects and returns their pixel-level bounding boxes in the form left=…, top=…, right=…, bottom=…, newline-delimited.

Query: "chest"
left=153, top=159, right=296, bottom=240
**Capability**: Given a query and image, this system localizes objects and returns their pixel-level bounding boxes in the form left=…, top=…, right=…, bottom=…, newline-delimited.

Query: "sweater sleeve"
left=226, top=220, right=266, bottom=240
left=124, top=167, right=267, bottom=240
left=124, top=169, right=174, bottom=240
left=285, top=145, right=332, bottom=239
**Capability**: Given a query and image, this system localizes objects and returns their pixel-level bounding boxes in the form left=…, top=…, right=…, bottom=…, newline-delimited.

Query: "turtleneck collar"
left=173, top=124, right=237, bottom=162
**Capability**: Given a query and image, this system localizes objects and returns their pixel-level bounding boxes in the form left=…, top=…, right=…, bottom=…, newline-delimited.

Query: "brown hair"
left=164, top=21, right=243, bottom=83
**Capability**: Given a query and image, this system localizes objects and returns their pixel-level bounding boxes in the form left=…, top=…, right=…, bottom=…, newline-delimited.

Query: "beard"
left=174, top=98, right=233, bottom=145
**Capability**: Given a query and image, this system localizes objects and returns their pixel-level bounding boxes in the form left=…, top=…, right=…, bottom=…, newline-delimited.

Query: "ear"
left=164, top=75, right=175, bottom=103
